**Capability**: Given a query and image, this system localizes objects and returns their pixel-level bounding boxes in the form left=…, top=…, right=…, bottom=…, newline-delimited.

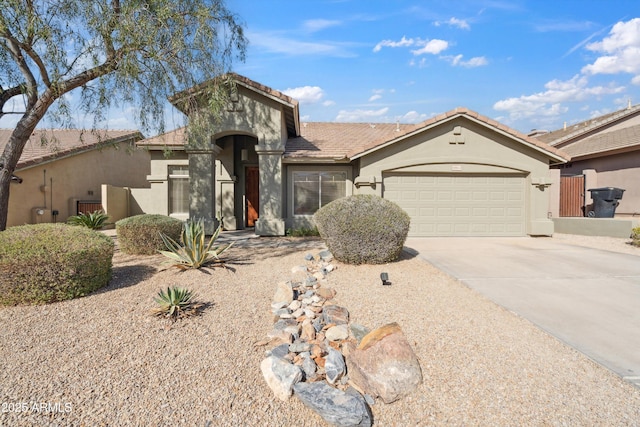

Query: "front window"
left=293, top=171, right=346, bottom=215
left=168, top=166, right=189, bottom=215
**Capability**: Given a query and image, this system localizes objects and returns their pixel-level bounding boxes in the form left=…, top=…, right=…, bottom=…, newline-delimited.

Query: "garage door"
left=383, top=173, right=526, bottom=236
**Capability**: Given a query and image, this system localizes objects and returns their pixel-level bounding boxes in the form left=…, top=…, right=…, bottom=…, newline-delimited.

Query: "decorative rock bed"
left=257, top=250, right=423, bottom=426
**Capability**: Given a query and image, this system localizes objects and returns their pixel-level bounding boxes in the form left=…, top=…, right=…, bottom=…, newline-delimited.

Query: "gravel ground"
left=1, top=234, right=640, bottom=426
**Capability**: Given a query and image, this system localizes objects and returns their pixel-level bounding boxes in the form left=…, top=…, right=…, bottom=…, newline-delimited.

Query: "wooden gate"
left=77, top=200, right=103, bottom=215
left=559, top=175, right=585, bottom=217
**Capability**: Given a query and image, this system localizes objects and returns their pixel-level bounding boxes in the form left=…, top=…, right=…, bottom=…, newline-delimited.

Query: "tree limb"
left=0, top=84, right=26, bottom=112
left=0, top=28, right=38, bottom=108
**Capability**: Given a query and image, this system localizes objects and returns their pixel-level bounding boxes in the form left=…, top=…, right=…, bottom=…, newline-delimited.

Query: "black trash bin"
left=587, top=187, right=625, bottom=218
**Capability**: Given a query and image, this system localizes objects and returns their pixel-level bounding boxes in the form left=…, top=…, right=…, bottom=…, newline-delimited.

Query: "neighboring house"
left=0, top=128, right=149, bottom=228
left=535, top=103, right=640, bottom=217
left=125, top=73, right=568, bottom=237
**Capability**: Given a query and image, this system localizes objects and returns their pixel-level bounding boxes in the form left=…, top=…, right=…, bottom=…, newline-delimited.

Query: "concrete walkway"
left=405, top=236, right=640, bottom=388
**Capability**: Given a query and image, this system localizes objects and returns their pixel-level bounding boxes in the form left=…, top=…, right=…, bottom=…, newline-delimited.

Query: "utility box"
left=587, top=187, right=625, bottom=218
left=31, top=208, right=52, bottom=224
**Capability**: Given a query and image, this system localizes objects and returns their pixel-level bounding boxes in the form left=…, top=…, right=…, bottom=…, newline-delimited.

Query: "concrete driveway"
left=405, top=236, right=640, bottom=387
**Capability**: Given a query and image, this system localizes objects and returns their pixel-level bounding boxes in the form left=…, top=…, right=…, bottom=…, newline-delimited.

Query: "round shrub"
left=313, top=194, right=411, bottom=264
left=116, top=214, right=183, bottom=255
left=0, top=223, right=114, bottom=305
left=631, top=226, right=640, bottom=247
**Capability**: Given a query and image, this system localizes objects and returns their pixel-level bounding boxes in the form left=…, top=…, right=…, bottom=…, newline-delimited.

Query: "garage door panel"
left=384, top=173, right=525, bottom=237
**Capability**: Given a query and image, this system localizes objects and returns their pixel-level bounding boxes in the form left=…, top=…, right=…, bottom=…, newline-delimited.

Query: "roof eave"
left=283, top=156, right=350, bottom=164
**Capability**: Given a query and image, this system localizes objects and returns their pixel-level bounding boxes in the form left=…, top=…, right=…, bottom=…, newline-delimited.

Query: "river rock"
left=261, top=356, right=303, bottom=401
left=301, top=319, right=316, bottom=341
left=319, top=250, right=333, bottom=262
left=325, top=348, right=346, bottom=385
left=293, top=382, right=371, bottom=427
left=323, top=305, right=349, bottom=325
left=325, top=324, right=349, bottom=342
left=346, top=322, right=422, bottom=404
left=316, top=287, right=336, bottom=300
left=273, top=281, right=294, bottom=304
left=302, top=356, right=317, bottom=379
left=350, top=323, right=370, bottom=344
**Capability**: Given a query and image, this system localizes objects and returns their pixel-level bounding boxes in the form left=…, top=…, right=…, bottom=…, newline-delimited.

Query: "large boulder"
left=346, top=323, right=422, bottom=404
left=293, top=382, right=372, bottom=427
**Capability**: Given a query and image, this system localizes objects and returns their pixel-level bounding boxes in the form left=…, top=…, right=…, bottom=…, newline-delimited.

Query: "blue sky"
left=3, top=0, right=640, bottom=136
left=230, top=0, right=640, bottom=134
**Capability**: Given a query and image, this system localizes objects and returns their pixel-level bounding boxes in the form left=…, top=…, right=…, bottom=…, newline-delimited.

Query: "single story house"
left=126, top=73, right=568, bottom=237
left=535, top=103, right=640, bottom=217
left=0, top=128, right=148, bottom=228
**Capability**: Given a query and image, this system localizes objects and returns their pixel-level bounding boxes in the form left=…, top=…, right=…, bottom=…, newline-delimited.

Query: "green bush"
left=159, top=219, right=233, bottom=269
left=116, top=214, right=183, bottom=255
left=286, top=226, right=320, bottom=237
left=0, top=223, right=114, bottom=305
left=631, top=226, right=640, bottom=247
left=67, top=210, right=110, bottom=230
left=313, top=194, right=410, bottom=265
left=151, top=286, right=204, bottom=320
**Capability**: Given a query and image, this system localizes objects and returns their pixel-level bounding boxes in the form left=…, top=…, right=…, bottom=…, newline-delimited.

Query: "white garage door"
left=383, top=173, right=526, bottom=236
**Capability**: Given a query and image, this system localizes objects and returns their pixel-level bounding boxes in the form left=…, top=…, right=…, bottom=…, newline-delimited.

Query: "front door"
left=245, top=166, right=259, bottom=227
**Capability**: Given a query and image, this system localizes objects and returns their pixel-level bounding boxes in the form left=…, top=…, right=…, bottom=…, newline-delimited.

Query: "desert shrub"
left=631, top=226, right=640, bottom=247
left=0, top=223, right=114, bottom=305
left=313, top=194, right=410, bottom=264
left=159, top=219, right=232, bottom=269
left=286, top=226, right=320, bottom=237
left=116, top=214, right=183, bottom=255
left=67, top=210, right=110, bottom=230
left=151, top=286, right=204, bottom=320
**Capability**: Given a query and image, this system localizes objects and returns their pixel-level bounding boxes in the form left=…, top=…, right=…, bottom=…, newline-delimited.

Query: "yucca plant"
left=151, top=286, right=203, bottom=320
left=67, top=210, right=110, bottom=230
left=159, top=219, right=233, bottom=269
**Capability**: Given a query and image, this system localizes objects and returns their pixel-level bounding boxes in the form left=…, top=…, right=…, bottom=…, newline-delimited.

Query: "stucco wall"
left=560, top=150, right=640, bottom=216
left=130, top=151, right=188, bottom=218
left=7, top=142, right=150, bottom=228
left=354, top=117, right=556, bottom=235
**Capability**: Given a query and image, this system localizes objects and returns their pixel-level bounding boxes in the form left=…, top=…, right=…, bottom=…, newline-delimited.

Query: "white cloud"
left=322, top=100, right=336, bottom=107
left=335, top=107, right=389, bottom=122
left=445, top=54, right=488, bottom=67
left=281, top=86, right=325, bottom=104
left=373, top=36, right=415, bottom=52
left=632, top=75, right=640, bottom=85
left=409, top=58, right=428, bottom=68
left=247, top=30, right=354, bottom=57
left=411, top=39, right=449, bottom=55
left=373, top=36, right=448, bottom=55
left=493, top=74, right=625, bottom=121
left=582, top=18, right=640, bottom=75
left=398, top=110, right=429, bottom=123
left=368, top=89, right=385, bottom=102
left=303, top=19, right=341, bottom=33
left=434, top=17, right=470, bottom=30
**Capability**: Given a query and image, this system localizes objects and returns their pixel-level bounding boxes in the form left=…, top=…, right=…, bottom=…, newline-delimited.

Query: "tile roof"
left=345, top=107, right=568, bottom=162
left=139, top=108, right=569, bottom=163
left=535, top=104, right=640, bottom=146
left=558, top=123, right=640, bottom=159
left=284, top=122, right=419, bottom=161
left=136, top=127, right=187, bottom=148
left=0, top=128, right=143, bottom=170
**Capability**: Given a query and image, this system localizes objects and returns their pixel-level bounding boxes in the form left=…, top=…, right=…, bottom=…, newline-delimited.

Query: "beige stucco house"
left=125, top=74, right=568, bottom=237
left=536, top=103, right=640, bottom=218
left=0, top=128, right=148, bottom=228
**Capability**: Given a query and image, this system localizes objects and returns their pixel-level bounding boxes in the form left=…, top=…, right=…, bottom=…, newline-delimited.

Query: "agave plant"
left=151, top=286, right=203, bottom=320
left=67, top=210, right=110, bottom=230
left=159, top=219, right=233, bottom=269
